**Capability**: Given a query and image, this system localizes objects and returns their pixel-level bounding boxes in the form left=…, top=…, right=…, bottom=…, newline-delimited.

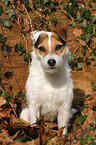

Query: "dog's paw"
left=20, top=108, right=29, bottom=122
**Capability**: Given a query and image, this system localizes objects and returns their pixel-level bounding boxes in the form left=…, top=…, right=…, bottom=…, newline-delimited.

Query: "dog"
left=20, top=30, right=75, bottom=135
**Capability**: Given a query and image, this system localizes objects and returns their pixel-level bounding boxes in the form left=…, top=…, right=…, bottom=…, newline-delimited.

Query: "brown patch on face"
left=34, top=32, right=67, bottom=57
left=35, top=33, right=49, bottom=57
left=51, top=32, right=66, bottom=56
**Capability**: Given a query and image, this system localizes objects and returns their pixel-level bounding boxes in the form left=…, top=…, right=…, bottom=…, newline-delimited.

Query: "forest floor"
left=0, top=0, right=96, bottom=144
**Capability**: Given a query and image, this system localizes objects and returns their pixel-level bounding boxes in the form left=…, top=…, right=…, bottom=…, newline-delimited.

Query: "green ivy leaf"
left=2, top=0, right=10, bottom=6
left=84, top=133, right=95, bottom=144
left=42, top=0, right=48, bottom=3
left=77, top=57, right=84, bottom=63
left=88, top=1, right=92, bottom=8
left=2, top=17, right=11, bottom=28
left=84, top=10, right=91, bottom=21
left=14, top=44, right=26, bottom=56
left=86, top=25, right=93, bottom=34
left=92, top=48, right=96, bottom=58
left=90, top=16, right=96, bottom=24
left=85, top=57, right=91, bottom=65
left=80, top=8, right=85, bottom=16
left=90, top=55, right=95, bottom=61
left=82, top=33, right=91, bottom=44
left=50, top=2, right=56, bottom=10
left=69, top=21, right=76, bottom=28
left=6, top=8, right=16, bottom=21
left=17, top=91, right=25, bottom=98
left=93, top=62, right=96, bottom=66
left=0, top=6, right=3, bottom=16
left=69, top=54, right=76, bottom=63
left=88, top=141, right=96, bottom=145
left=91, top=83, right=96, bottom=90
left=76, top=115, right=87, bottom=125
left=51, top=17, right=57, bottom=27
left=76, top=15, right=82, bottom=22
left=1, top=92, right=7, bottom=98
left=90, top=124, right=96, bottom=131
left=23, top=53, right=31, bottom=62
left=76, top=64, right=82, bottom=71
left=81, top=20, right=88, bottom=29
left=0, top=34, right=7, bottom=44
left=17, top=50, right=23, bottom=56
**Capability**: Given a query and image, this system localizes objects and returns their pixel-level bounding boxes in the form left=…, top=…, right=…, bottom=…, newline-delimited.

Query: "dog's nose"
left=48, top=59, right=56, bottom=67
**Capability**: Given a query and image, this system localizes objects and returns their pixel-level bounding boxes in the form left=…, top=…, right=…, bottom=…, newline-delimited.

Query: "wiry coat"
left=20, top=30, right=74, bottom=135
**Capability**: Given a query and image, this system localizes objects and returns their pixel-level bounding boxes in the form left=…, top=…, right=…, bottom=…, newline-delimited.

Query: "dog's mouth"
left=50, top=67, right=56, bottom=69
left=44, top=66, right=62, bottom=73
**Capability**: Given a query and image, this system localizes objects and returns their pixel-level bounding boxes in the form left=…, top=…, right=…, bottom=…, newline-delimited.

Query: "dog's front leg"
left=58, top=106, right=70, bottom=135
left=29, top=104, right=40, bottom=126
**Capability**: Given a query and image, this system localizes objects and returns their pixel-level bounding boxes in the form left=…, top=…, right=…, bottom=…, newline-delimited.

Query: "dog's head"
left=31, top=30, right=69, bottom=73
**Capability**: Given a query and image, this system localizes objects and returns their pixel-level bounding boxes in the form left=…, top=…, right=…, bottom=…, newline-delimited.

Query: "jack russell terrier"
left=20, top=30, right=75, bottom=135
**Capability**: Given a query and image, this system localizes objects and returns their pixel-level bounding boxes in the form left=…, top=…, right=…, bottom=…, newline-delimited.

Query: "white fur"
left=20, top=31, right=74, bottom=135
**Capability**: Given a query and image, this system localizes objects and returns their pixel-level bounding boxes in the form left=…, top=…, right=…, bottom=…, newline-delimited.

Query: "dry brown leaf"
left=73, top=29, right=82, bottom=37
left=0, top=128, right=13, bottom=144
left=81, top=108, right=95, bottom=128
left=47, top=136, right=58, bottom=145
left=44, top=122, right=57, bottom=129
left=57, top=127, right=65, bottom=137
left=0, top=97, right=7, bottom=107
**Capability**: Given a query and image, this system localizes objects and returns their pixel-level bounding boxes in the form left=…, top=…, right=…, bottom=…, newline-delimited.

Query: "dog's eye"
left=38, top=46, right=45, bottom=52
left=55, top=45, right=63, bottom=51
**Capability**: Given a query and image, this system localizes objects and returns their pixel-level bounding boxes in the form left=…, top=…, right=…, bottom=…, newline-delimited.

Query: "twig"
left=4, top=46, right=20, bottom=92
left=11, top=3, right=29, bottom=54
left=58, top=2, right=80, bottom=38
left=15, top=18, right=29, bottom=54
left=9, top=102, right=18, bottom=118
left=11, top=130, right=21, bottom=140
left=0, top=86, right=4, bottom=92
left=22, top=4, right=33, bottom=31
left=74, top=45, right=80, bottom=54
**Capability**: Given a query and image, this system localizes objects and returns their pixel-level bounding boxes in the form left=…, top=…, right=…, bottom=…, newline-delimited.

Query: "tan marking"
left=34, top=32, right=66, bottom=57
left=35, top=34, right=49, bottom=57
left=51, top=32, right=66, bottom=56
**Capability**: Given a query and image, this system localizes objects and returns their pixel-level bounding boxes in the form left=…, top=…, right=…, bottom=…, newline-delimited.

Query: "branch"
left=22, top=4, right=33, bottom=31
left=0, top=86, right=4, bottom=92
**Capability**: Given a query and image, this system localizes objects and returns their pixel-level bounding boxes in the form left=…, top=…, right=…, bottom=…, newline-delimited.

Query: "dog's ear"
left=55, top=29, right=67, bottom=42
left=30, top=30, right=45, bottom=44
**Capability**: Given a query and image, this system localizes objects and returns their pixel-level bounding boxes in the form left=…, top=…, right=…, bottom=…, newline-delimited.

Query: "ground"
left=0, top=0, right=96, bottom=144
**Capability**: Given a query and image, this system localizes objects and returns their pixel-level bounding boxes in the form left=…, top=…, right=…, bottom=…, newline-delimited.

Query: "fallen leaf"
left=73, top=28, right=82, bottom=37
left=47, top=136, right=58, bottom=145
left=0, top=97, right=7, bottom=106
left=57, top=127, right=65, bottom=137
left=81, top=108, right=95, bottom=128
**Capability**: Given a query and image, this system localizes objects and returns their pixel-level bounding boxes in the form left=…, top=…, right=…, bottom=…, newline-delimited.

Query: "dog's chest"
left=31, top=73, right=68, bottom=108
left=38, top=85, right=65, bottom=121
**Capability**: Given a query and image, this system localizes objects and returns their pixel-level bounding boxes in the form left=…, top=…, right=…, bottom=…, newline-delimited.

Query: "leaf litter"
left=0, top=0, right=96, bottom=144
